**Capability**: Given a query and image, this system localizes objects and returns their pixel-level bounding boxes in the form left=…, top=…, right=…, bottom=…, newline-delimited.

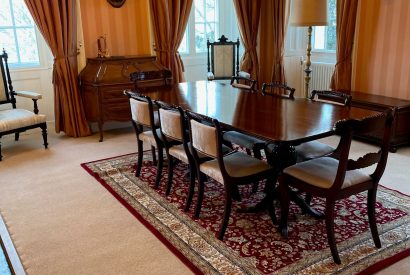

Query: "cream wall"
left=353, top=0, right=410, bottom=99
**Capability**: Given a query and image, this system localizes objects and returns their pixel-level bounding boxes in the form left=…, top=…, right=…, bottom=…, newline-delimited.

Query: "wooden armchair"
left=0, top=50, right=48, bottom=161
left=261, top=82, right=296, bottom=99
left=186, top=110, right=276, bottom=240
left=278, top=108, right=395, bottom=264
left=207, top=35, right=240, bottom=80
left=230, top=71, right=256, bottom=90
left=295, top=90, right=353, bottom=163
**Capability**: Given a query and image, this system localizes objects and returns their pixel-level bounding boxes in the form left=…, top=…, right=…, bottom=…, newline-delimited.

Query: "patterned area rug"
left=81, top=151, right=410, bottom=274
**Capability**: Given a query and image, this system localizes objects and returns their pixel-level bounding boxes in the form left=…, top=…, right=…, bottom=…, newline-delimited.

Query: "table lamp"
left=290, top=0, right=328, bottom=97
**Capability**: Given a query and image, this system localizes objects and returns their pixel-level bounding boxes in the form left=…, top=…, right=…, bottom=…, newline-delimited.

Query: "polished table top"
left=135, top=80, right=380, bottom=145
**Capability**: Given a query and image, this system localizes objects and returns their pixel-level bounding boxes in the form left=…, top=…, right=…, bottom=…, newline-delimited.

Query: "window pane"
left=195, top=23, right=206, bottom=52
left=194, top=0, right=205, bottom=23
left=313, top=0, right=336, bottom=51
left=16, top=28, right=39, bottom=63
left=314, top=26, right=325, bottom=49
left=0, top=29, right=18, bottom=62
left=179, top=30, right=188, bottom=54
left=13, top=0, right=34, bottom=27
left=0, top=1, right=12, bottom=26
left=205, top=0, right=216, bottom=22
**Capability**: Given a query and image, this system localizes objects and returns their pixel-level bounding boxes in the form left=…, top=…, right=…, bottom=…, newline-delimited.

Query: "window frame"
left=0, top=0, right=48, bottom=70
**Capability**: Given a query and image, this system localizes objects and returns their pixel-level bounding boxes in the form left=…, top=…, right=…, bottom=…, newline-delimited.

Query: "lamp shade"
left=290, top=0, right=328, bottom=26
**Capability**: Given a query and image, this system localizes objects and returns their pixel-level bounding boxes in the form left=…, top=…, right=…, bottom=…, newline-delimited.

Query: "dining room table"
left=130, top=80, right=381, bottom=220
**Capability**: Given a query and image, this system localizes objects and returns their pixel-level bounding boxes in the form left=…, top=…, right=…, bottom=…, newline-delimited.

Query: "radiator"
left=306, top=62, right=334, bottom=92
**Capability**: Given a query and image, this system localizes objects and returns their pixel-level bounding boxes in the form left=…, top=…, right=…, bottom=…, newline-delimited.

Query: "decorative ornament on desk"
left=107, top=0, right=126, bottom=8
left=97, top=35, right=110, bottom=58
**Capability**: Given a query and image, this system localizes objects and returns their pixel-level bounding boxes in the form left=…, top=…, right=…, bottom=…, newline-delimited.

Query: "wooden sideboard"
left=79, top=55, right=172, bottom=141
left=350, top=91, right=410, bottom=152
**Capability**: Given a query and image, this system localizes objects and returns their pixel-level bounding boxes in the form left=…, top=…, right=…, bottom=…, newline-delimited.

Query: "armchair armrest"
left=207, top=72, right=215, bottom=80
left=15, top=91, right=43, bottom=100
left=14, top=91, right=43, bottom=114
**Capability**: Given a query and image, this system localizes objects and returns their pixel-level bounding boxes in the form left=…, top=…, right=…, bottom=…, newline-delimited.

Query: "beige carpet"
left=0, top=124, right=409, bottom=274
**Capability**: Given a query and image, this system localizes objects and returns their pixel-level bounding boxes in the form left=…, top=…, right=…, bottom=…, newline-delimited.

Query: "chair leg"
left=194, top=172, right=205, bottom=219
left=151, top=146, right=157, bottom=166
left=325, top=200, right=341, bottom=264
left=184, top=166, right=196, bottom=212
left=278, top=177, right=290, bottom=238
left=41, top=123, right=48, bottom=148
left=253, top=148, right=262, bottom=159
left=368, top=188, right=382, bottom=248
left=135, top=140, right=143, bottom=177
left=245, top=148, right=252, bottom=156
left=154, top=146, right=164, bottom=189
left=165, top=154, right=174, bottom=196
left=218, top=185, right=233, bottom=240
left=0, top=137, right=2, bottom=161
left=15, top=132, right=19, bottom=141
left=305, top=193, right=313, bottom=205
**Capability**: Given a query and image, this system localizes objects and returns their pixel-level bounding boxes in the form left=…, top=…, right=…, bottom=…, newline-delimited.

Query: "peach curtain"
left=259, top=0, right=289, bottom=84
left=24, top=0, right=91, bottom=137
left=149, top=0, right=193, bottom=83
left=330, top=0, right=359, bottom=92
left=233, top=0, right=261, bottom=83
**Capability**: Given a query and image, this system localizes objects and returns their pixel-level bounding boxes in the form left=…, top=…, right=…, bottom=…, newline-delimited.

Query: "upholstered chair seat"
left=138, top=128, right=162, bottom=147
left=200, top=151, right=272, bottom=184
left=283, top=157, right=371, bottom=189
left=0, top=109, right=46, bottom=132
left=294, top=141, right=335, bottom=162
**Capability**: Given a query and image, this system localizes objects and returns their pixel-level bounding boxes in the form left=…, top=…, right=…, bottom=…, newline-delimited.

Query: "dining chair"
left=207, top=35, right=240, bottom=80
left=230, top=71, right=257, bottom=90
left=156, top=101, right=198, bottom=211
left=125, top=91, right=164, bottom=188
left=0, top=49, right=48, bottom=161
left=295, top=90, right=353, bottom=162
left=261, top=82, right=296, bottom=99
left=278, top=108, right=395, bottom=264
left=186, top=110, right=276, bottom=240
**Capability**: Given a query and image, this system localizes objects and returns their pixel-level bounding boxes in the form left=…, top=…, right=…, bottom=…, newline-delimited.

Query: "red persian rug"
left=82, top=151, right=410, bottom=274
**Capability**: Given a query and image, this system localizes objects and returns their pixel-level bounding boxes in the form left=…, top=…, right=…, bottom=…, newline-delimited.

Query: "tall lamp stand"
left=304, top=26, right=313, bottom=98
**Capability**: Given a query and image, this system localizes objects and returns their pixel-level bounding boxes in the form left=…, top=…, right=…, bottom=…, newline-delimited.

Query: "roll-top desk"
left=79, top=55, right=172, bottom=141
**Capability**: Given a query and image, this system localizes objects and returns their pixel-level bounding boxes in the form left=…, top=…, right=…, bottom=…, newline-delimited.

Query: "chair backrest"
left=261, top=82, right=295, bottom=99
left=310, top=90, right=352, bottom=106
left=330, top=108, right=395, bottom=191
left=207, top=35, right=240, bottom=80
left=230, top=71, right=257, bottom=91
left=125, top=91, right=160, bottom=136
left=156, top=101, right=186, bottom=143
left=0, top=50, right=16, bottom=108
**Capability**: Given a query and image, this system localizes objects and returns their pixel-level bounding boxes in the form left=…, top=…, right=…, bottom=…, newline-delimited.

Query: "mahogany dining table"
left=130, top=80, right=381, bottom=218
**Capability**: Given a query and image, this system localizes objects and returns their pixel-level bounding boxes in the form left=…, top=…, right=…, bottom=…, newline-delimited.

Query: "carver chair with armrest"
left=125, top=91, right=164, bottom=188
left=230, top=71, right=257, bottom=91
left=207, top=35, right=240, bottom=81
left=261, top=82, right=296, bottom=99
left=0, top=50, right=47, bottom=161
left=186, top=110, right=276, bottom=240
left=278, top=108, right=395, bottom=264
left=295, top=90, right=352, bottom=163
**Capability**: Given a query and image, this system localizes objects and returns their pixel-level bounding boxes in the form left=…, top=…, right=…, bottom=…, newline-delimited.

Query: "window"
left=179, top=0, right=240, bottom=56
left=0, top=0, right=40, bottom=67
left=312, top=0, right=336, bottom=51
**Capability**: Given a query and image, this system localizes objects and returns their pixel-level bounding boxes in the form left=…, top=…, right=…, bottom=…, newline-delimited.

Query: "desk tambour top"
left=132, top=81, right=381, bottom=145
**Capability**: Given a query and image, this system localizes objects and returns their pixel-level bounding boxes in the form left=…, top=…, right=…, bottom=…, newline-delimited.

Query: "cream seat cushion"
left=0, top=109, right=46, bottom=132
left=139, top=128, right=162, bottom=147
left=283, top=157, right=371, bottom=189
left=169, top=144, right=231, bottom=164
left=200, top=151, right=272, bottom=184
left=295, top=141, right=335, bottom=162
